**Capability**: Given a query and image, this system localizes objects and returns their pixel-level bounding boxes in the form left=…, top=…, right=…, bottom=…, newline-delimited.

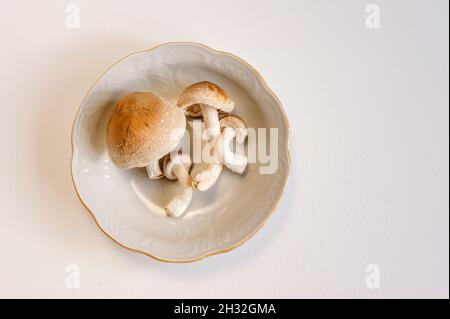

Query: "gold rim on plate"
left=70, top=42, right=292, bottom=263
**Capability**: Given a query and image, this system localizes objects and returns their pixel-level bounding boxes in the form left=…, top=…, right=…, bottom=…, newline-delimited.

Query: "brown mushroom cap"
left=177, top=81, right=234, bottom=113
left=106, top=92, right=186, bottom=169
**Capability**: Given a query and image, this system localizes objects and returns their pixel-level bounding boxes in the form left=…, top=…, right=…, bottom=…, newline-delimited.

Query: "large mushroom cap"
left=177, top=81, right=234, bottom=113
left=106, top=92, right=186, bottom=169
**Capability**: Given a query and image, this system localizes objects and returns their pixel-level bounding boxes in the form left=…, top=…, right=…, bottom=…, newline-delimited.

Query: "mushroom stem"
left=165, top=164, right=193, bottom=217
left=146, top=159, right=163, bottom=179
left=192, top=162, right=223, bottom=191
left=218, top=127, right=248, bottom=174
left=192, top=139, right=223, bottom=191
left=200, top=103, right=220, bottom=140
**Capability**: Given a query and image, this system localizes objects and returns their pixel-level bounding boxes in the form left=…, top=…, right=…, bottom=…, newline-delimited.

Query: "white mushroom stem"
left=217, top=127, right=248, bottom=174
left=165, top=163, right=193, bottom=218
left=192, top=162, right=223, bottom=191
left=192, top=139, right=223, bottom=191
left=200, top=104, right=220, bottom=140
left=146, top=159, right=163, bottom=179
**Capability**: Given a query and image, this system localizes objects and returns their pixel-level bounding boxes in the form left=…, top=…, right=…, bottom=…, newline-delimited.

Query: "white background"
left=0, top=0, right=448, bottom=298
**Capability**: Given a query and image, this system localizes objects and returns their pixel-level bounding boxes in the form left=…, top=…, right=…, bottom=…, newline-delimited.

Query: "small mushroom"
left=178, top=82, right=234, bottom=191
left=163, top=150, right=193, bottom=217
left=217, top=115, right=248, bottom=174
left=177, top=81, right=234, bottom=140
left=106, top=92, right=186, bottom=178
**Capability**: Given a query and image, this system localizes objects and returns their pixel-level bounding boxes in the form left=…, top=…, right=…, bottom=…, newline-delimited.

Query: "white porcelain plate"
left=71, top=42, right=290, bottom=262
